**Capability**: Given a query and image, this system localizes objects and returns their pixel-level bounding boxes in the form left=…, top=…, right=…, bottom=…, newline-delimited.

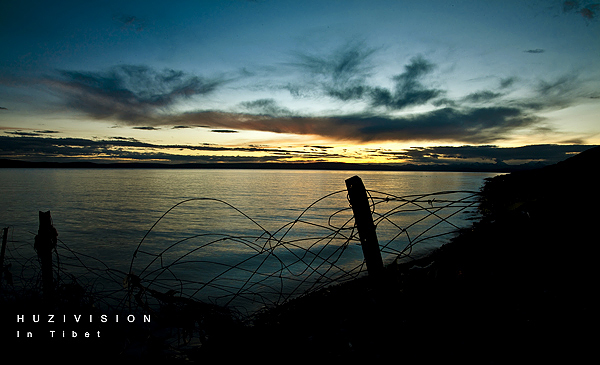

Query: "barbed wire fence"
left=1, top=176, right=482, bottom=353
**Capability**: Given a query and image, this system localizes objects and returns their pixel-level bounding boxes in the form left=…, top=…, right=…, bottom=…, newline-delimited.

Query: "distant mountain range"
left=0, top=158, right=552, bottom=173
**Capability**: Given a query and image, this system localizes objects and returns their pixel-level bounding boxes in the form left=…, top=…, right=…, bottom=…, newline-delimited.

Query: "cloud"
left=114, top=14, right=146, bottom=32
left=133, top=126, right=161, bottom=131
left=39, top=54, right=582, bottom=145
left=173, top=105, right=541, bottom=144
left=521, top=73, right=585, bottom=111
left=211, top=129, right=238, bottom=133
left=370, top=56, right=443, bottom=110
left=463, top=90, right=504, bottom=103
left=239, top=98, right=293, bottom=116
left=524, top=49, right=545, bottom=54
left=349, top=107, right=539, bottom=143
left=290, top=40, right=376, bottom=86
left=305, top=145, right=334, bottom=150
left=44, top=65, right=225, bottom=124
left=0, top=135, right=344, bottom=163
left=562, top=1, right=600, bottom=20
left=287, top=49, right=444, bottom=109
left=563, top=1, right=580, bottom=12
left=536, top=74, right=578, bottom=96
left=285, top=40, right=378, bottom=102
left=431, top=98, right=458, bottom=107
left=499, top=77, right=518, bottom=89
left=503, top=72, right=586, bottom=113
left=5, top=131, right=45, bottom=137
left=380, top=144, right=597, bottom=165
left=580, top=4, right=600, bottom=19
left=1, top=135, right=594, bottom=167
left=4, top=130, right=60, bottom=137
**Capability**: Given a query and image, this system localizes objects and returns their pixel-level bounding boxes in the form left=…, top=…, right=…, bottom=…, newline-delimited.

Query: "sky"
left=1, top=0, right=599, bottom=167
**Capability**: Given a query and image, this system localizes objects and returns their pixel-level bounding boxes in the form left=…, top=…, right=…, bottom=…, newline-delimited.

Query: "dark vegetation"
left=2, top=146, right=597, bottom=363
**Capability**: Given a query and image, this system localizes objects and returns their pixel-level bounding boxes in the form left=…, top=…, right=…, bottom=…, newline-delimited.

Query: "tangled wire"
left=124, top=188, right=481, bottom=319
left=1, top=187, right=481, bottom=352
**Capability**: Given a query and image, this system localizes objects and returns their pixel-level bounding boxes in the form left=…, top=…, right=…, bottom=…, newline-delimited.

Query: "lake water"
left=0, top=168, right=499, bottom=313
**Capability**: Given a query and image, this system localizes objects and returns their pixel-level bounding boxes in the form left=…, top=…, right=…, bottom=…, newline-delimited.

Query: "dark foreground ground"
left=4, top=146, right=598, bottom=364
left=196, top=146, right=598, bottom=364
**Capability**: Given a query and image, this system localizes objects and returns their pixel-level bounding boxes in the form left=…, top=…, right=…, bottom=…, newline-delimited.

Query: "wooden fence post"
left=345, top=176, right=384, bottom=279
left=34, top=211, right=58, bottom=304
left=0, top=227, right=8, bottom=288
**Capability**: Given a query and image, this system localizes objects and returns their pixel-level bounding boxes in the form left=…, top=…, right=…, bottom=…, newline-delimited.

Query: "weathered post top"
left=35, top=211, right=58, bottom=305
left=345, top=176, right=384, bottom=278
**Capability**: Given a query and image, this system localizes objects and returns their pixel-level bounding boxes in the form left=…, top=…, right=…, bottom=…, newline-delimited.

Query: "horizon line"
left=0, top=158, right=546, bottom=173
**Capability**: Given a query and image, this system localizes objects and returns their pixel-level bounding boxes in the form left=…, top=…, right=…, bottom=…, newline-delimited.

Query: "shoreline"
left=0, top=158, right=536, bottom=173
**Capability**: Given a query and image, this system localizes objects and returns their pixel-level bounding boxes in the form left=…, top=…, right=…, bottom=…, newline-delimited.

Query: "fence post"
left=0, top=227, right=8, bottom=288
left=345, top=176, right=384, bottom=279
left=34, top=211, right=58, bottom=305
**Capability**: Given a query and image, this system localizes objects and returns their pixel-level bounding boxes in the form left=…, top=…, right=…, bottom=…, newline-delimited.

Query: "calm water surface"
left=0, top=169, right=499, bottom=308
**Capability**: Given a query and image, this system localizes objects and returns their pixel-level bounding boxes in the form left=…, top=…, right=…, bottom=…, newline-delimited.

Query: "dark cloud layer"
left=211, top=129, right=238, bottom=133
left=288, top=40, right=376, bottom=101
left=499, top=77, right=518, bottom=89
left=1, top=135, right=595, bottom=168
left=0, top=135, right=339, bottom=163
left=288, top=50, right=444, bottom=110
left=369, top=56, right=443, bottom=110
left=133, top=126, right=161, bottom=131
left=172, top=105, right=540, bottom=144
left=383, top=144, right=596, bottom=165
left=5, top=130, right=60, bottom=137
left=44, top=65, right=225, bottom=123
left=38, top=51, right=589, bottom=145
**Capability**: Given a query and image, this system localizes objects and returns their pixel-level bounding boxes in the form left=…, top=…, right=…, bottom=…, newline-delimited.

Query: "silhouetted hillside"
left=204, top=146, right=599, bottom=364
